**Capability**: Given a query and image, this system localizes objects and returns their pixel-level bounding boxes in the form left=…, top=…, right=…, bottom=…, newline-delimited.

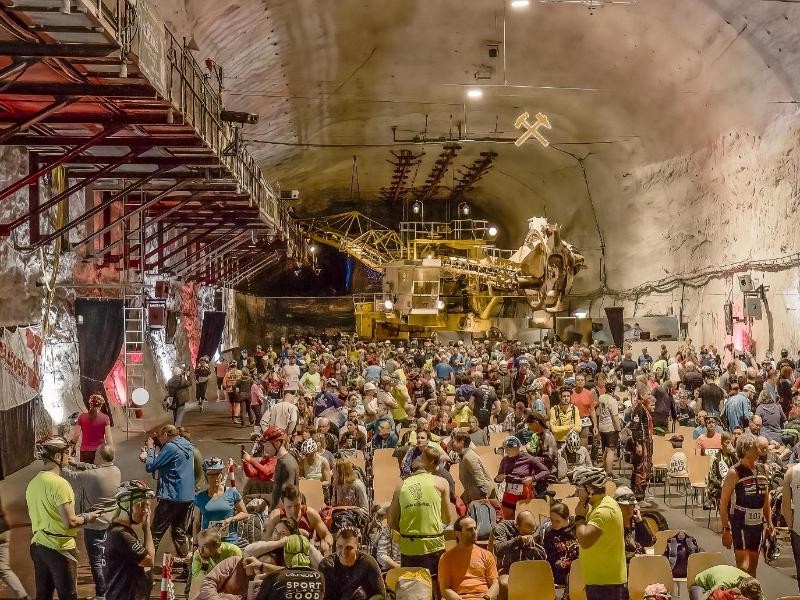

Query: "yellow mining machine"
left=299, top=212, right=584, bottom=339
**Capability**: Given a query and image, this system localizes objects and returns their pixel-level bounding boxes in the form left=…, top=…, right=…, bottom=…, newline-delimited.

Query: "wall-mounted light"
left=458, top=202, right=471, bottom=217
left=488, top=225, right=498, bottom=237
left=466, top=88, right=483, bottom=99
left=574, top=310, right=588, bottom=318
left=384, top=299, right=395, bottom=311
left=436, top=299, right=445, bottom=310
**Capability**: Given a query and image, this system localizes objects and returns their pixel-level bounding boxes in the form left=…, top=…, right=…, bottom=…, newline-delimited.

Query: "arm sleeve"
left=196, top=558, right=241, bottom=600
left=364, top=556, right=387, bottom=599
left=491, top=522, right=520, bottom=557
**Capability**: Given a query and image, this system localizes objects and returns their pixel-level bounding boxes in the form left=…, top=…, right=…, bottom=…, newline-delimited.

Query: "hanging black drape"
left=75, top=298, right=124, bottom=409
left=605, top=307, right=625, bottom=348
left=198, top=311, right=226, bottom=363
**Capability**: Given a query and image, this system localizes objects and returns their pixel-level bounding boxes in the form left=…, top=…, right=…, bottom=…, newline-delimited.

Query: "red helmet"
left=262, top=426, right=286, bottom=443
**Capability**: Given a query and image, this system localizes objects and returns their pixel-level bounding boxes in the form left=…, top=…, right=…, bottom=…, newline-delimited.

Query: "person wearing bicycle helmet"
left=299, top=438, right=331, bottom=485
left=26, top=435, right=101, bottom=600
left=193, top=457, right=248, bottom=546
left=102, top=480, right=155, bottom=600
left=244, top=427, right=299, bottom=511
left=570, top=467, right=626, bottom=600
left=557, top=431, right=592, bottom=481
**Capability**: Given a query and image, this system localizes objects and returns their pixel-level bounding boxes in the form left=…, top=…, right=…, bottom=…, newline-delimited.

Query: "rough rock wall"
left=587, top=109, right=800, bottom=353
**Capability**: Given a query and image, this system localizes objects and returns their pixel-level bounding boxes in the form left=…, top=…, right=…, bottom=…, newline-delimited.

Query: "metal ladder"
left=122, top=193, right=146, bottom=435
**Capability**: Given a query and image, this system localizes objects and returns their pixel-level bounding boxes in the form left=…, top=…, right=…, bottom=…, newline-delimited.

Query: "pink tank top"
left=78, top=412, right=109, bottom=451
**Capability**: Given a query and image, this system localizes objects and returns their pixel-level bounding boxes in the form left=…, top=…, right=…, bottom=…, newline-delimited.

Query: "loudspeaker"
left=744, top=296, right=762, bottom=319
left=148, top=305, right=166, bottom=328
left=737, top=274, right=754, bottom=292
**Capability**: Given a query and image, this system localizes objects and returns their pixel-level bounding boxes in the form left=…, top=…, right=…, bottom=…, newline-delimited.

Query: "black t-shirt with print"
left=102, top=523, right=151, bottom=600
left=318, top=552, right=385, bottom=600
left=257, top=567, right=325, bottom=600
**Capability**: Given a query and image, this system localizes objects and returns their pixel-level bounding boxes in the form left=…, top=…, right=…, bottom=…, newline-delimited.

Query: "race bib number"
left=581, top=417, right=592, bottom=427
left=506, top=483, right=523, bottom=495
left=744, top=508, right=763, bottom=526
left=704, top=448, right=719, bottom=457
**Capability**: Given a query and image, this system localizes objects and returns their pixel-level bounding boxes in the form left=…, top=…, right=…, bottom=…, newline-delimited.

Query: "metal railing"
left=399, top=219, right=492, bottom=244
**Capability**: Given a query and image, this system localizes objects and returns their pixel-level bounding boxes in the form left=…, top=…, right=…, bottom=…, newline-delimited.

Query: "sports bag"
left=390, top=568, right=433, bottom=600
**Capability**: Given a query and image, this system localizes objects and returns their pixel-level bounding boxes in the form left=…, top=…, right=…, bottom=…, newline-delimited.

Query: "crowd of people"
left=14, top=334, right=800, bottom=600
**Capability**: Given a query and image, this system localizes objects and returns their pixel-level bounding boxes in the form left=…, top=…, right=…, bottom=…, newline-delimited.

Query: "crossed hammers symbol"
left=513, top=111, right=551, bottom=147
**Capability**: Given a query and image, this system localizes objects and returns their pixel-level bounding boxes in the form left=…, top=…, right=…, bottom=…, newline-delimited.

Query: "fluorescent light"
left=511, top=0, right=530, bottom=6
left=574, top=310, right=588, bottom=318
left=466, top=88, right=483, bottom=99
left=488, top=226, right=498, bottom=237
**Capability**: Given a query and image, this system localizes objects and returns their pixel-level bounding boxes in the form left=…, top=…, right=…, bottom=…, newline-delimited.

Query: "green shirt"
left=578, top=495, right=626, bottom=586
left=26, top=470, right=77, bottom=551
left=398, top=471, right=445, bottom=556
left=190, top=542, right=242, bottom=578
left=694, top=565, right=750, bottom=591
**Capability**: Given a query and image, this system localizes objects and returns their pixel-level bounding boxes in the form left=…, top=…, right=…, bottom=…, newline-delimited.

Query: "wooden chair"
left=776, top=596, right=800, bottom=600
left=515, top=498, right=550, bottom=523
left=548, top=483, right=576, bottom=499
left=298, top=479, right=325, bottom=510
left=567, top=559, right=586, bottom=600
left=474, top=445, right=503, bottom=475
left=385, top=567, right=433, bottom=600
left=651, top=529, right=679, bottom=555
left=490, top=430, right=509, bottom=449
left=508, top=560, right=555, bottom=600
left=452, top=463, right=465, bottom=497
left=372, top=457, right=402, bottom=505
left=685, top=453, right=711, bottom=516
left=628, top=555, right=675, bottom=600
left=561, top=496, right=581, bottom=517
left=686, top=552, right=726, bottom=588
left=444, top=539, right=457, bottom=550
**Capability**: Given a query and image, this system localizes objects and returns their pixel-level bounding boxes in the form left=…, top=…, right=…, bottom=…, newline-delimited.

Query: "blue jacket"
left=145, top=436, right=195, bottom=502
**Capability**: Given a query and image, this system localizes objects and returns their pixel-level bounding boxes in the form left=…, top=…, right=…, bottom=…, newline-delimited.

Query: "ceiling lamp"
left=466, top=88, right=483, bottom=99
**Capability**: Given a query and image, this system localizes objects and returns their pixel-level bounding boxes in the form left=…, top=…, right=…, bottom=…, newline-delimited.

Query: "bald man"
left=492, top=510, right=545, bottom=599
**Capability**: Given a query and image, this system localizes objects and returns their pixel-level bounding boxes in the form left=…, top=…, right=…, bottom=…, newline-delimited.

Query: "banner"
left=0, top=325, right=42, bottom=411
left=134, top=0, right=168, bottom=98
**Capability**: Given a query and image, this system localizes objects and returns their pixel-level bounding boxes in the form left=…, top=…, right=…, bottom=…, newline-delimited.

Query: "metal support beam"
left=28, top=152, right=40, bottom=244
left=144, top=223, right=220, bottom=266
left=4, top=135, right=205, bottom=147
left=33, top=172, right=180, bottom=249
left=0, top=145, right=143, bottom=236
left=0, top=41, right=120, bottom=57
left=225, top=253, right=281, bottom=287
left=174, top=231, right=250, bottom=276
left=0, top=98, right=77, bottom=145
left=0, top=125, right=122, bottom=205
left=0, top=82, right=153, bottom=97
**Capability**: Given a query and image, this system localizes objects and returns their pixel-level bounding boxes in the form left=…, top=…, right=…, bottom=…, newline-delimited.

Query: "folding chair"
left=686, top=552, right=726, bottom=588
left=508, top=560, right=555, bottom=600
left=567, top=558, right=586, bottom=600
left=515, top=498, right=550, bottom=523
left=548, top=483, right=576, bottom=499
left=298, top=479, right=325, bottom=510
left=628, top=555, right=675, bottom=600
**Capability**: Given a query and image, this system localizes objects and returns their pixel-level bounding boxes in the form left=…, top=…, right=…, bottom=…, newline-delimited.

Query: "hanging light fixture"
left=458, top=202, right=471, bottom=217
left=411, top=200, right=423, bottom=218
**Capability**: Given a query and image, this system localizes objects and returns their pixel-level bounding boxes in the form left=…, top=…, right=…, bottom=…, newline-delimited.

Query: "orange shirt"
left=438, top=545, right=498, bottom=600
left=571, top=389, right=596, bottom=419
left=696, top=432, right=722, bottom=456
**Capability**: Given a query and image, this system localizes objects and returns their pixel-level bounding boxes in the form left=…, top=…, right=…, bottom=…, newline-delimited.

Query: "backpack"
left=321, top=505, right=370, bottom=538
left=467, top=500, right=499, bottom=542
left=663, top=531, right=699, bottom=577
left=389, top=568, right=433, bottom=600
